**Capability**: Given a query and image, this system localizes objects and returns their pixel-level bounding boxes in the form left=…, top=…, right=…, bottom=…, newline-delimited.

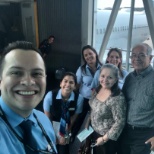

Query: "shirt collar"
left=86, top=63, right=101, bottom=70
left=56, top=89, right=75, bottom=101
left=133, top=65, right=153, bottom=77
left=0, top=97, right=36, bottom=128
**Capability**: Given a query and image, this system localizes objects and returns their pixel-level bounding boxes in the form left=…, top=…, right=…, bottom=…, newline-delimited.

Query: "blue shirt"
left=0, top=97, right=57, bottom=154
left=76, top=64, right=101, bottom=99
left=43, top=89, right=83, bottom=114
left=91, top=69, right=128, bottom=90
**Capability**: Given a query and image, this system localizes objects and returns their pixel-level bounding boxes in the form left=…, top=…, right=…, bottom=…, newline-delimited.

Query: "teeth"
left=18, top=91, right=35, bottom=95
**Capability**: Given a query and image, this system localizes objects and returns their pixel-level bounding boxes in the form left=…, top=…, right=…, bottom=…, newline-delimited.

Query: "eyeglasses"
left=130, top=54, right=148, bottom=60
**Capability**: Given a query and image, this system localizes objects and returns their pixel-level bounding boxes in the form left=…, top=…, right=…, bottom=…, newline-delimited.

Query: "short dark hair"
left=0, top=41, right=45, bottom=76
left=48, top=35, right=55, bottom=40
left=61, top=72, right=77, bottom=85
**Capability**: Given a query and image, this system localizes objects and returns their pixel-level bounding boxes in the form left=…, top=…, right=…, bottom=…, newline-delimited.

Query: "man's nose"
left=20, top=75, right=35, bottom=86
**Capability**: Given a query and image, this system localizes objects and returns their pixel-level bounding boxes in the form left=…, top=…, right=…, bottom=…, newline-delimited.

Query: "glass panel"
left=93, top=0, right=151, bottom=70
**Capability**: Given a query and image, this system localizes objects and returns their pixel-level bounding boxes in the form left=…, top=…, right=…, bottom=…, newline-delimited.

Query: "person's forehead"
left=63, top=76, right=74, bottom=81
left=84, top=48, right=94, bottom=53
left=101, top=67, right=113, bottom=73
left=5, top=49, right=40, bottom=59
left=109, top=51, right=119, bottom=55
left=4, top=49, right=45, bottom=68
left=132, top=45, right=147, bottom=53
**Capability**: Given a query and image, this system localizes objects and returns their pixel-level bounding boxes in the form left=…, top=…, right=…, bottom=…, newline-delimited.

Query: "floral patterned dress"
left=89, top=92, right=126, bottom=141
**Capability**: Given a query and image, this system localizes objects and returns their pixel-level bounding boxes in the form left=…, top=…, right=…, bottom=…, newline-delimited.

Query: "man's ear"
left=60, top=82, right=62, bottom=88
left=150, top=55, right=153, bottom=62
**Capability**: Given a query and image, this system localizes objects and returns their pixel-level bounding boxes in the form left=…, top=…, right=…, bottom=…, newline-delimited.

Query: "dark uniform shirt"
left=39, top=39, right=52, bottom=56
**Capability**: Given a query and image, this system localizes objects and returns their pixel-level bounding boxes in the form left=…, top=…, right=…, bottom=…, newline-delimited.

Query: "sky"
left=97, top=0, right=144, bottom=9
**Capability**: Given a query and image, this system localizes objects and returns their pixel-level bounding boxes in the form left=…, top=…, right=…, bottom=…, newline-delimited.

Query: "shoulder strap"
left=50, top=89, right=61, bottom=121
left=74, top=92, right=78, bottom=104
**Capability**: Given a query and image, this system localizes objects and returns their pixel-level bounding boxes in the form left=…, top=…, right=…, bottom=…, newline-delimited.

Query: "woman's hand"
left=58, top=136, right=66, bottom=145
left=95, top=137, right=105, bottom=146
left=95, top=135, right=108, bottom=146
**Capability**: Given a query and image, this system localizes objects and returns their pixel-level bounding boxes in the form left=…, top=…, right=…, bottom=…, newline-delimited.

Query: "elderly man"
left=0, top=41, right=57, bottom=154
left=117, top=43, right=154, bottom=154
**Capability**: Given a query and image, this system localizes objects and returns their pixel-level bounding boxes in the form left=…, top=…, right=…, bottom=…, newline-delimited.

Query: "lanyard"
left=0, top=106, right=57, bottom=154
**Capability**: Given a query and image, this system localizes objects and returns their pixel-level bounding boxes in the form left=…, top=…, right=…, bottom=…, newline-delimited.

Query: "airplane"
left=93, top=7, right=150, bottom=64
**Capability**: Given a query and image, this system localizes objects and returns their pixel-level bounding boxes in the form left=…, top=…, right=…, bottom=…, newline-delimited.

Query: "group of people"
left=76, top=45, right=127, bottom=154
left=0, top=40, right=154, bottom=154
left=75, top=43, right=154, bottom=154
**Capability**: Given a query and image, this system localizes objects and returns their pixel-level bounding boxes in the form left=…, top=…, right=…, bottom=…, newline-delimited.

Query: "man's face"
left=0, top=49, right=46, bottom=117
left=131, top=45, right=152, bottom=73
left=48, top=37, right=54, bottom=44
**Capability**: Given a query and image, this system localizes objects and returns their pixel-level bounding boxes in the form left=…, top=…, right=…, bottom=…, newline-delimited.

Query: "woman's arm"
left=85, top=115, right=91, bottom=129
left=76, top=67, right=82, bottom=91
left=69, top=114, right=79, bottom=131
left=106, top=94, right=126, bottom=141
left=43, top=91, right=53, bottom=121
left=44, top=111, right=53, bottom=122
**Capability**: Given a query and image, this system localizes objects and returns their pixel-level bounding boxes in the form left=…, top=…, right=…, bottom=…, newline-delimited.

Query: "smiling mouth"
left=64, top=88, right=71, bottom=91
left=17, top=91, right=37, bottom=95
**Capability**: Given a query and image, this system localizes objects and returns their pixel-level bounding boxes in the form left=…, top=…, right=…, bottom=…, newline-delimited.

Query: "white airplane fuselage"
left=93, top=9, right=150, bottom=63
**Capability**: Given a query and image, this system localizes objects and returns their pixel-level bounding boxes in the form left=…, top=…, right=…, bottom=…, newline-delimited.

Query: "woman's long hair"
left=81, top=45, right=102, bottom=75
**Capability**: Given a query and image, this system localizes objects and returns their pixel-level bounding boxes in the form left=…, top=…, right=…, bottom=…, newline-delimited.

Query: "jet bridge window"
left=96, top=29, right=99, bottom=34
left=103, top=28, right=106, bottom=33
left=100, top=29, right=102, bottom=34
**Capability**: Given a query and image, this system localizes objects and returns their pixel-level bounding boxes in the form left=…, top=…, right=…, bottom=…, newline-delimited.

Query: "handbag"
left=78, top=136, right=92, bottom=154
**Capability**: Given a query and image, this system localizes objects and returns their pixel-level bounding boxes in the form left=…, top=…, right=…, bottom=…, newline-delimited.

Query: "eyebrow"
left=9, top=66, right=45, bottom=71
left=63, top=79, right=74, bottom=82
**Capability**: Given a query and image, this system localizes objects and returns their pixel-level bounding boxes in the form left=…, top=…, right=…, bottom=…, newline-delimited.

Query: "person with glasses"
left=91, top=48, right=128, bottom=90
left=117, top=43, right=154, bottom=154
left=0, top=41, right=57, bottom=154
